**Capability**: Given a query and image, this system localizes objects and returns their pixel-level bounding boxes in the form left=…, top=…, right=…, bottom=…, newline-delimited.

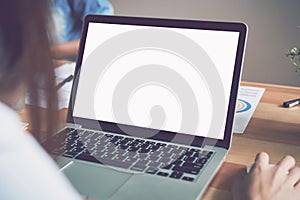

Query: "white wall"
left=110, top=0, right=300, bottom=86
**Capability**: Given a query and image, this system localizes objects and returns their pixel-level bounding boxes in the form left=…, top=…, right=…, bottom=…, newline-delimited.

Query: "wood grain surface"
left=201, top=81, right=300, bottom=200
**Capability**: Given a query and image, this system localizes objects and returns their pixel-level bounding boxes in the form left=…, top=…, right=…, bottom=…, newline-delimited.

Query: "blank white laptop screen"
left=73, top=22, right=240, bottom=140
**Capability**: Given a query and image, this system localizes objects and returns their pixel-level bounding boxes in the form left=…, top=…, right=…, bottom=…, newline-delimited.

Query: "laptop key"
left=171, top=160, right=183, bottom=166
left=101, top=153, right=115, bottom=159
left=75, top=154, right=101, bottom=164
left=184, top=156, right=196, bottom=163
left=149, top=150, right=161, bottom=156
left=135, top=159, right=149, bottom=166
left=148, top=161, right=161, bottom=168
left=112, top=155, right=127, bottom=162
left=197, top=153, right=211, bottom=159
left=202, top=150, right=213, bottom=155
left=63, top=151, right=78, bottom=158
left=182, top=162, right=203, bottom=169
left=118, top=144, right=129, bottom=150
left=133, top=153, right=148, bottom=159
left=183, top=151, right=195, bottom=157
left=162, top=164, right=173, bottom=170
left=148, top=145, right=160, bottom=151
left=140, top=143, right=150, bottom=149
left=127, top=146, right=139, bottom=152
left=123, top=157, right=138, bottom=163
left=170, top=171, right=183, bottom=179
left=62, top=152, right=78, bottom=158
left=195, top=158, right=208, bottom=164
left=119, top=139, right=130, bottom=145
left=190, top=148, right=201, bottom=152
left=182, top=176, right=195, bottom=182
left=145, top=167, right=158, bottom=174
left=137, top=148, right=151, bottom=154
left=172, top=166, right=200, bottom=175
left=177, top=146, right=189, bottom=151
left=159, top=157, right=172, bottom=164
left=147, top=155, right=160, bottom=162
left=131, top=164, right=147, bottom=172
left=104, top=134, right=114, bottom=138
left=65, top=127, right=75, bottom=132
left=160, top=152, right=173, bottom=158
left=157, top=172, right=169, bottom=177
left=169, top=149, right=183, bottom=155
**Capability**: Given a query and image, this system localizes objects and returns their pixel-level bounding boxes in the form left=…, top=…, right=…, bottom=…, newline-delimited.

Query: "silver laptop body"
left=51, top=15, right=247, bottom=200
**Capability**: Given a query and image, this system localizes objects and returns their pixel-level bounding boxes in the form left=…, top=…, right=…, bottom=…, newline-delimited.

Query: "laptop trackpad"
left=62, top=162, right=132, bottom=199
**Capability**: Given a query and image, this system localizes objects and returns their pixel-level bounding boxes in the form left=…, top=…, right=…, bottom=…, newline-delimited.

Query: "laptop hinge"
left=203, top=145, right=219, bottom=150
left=66, top=123, right=82, bottom=129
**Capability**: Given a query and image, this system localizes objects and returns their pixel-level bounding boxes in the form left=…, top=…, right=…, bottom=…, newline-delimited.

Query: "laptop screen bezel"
left=66, top=15, right=247, bottom=150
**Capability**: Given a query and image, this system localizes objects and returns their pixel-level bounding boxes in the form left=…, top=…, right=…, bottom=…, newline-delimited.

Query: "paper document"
left=55, top=63, right=76, bottom=109
left=25, top=63, right=76, bottom=109
left=233, top=86, right=265, bottom=133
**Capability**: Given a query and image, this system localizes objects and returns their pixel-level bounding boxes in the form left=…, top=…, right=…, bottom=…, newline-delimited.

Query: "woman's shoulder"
left=0, top=102, right=82, bottom=200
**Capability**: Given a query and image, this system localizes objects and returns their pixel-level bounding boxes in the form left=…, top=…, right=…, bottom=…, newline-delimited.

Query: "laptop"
left=49, top=15, right=247, bottom=200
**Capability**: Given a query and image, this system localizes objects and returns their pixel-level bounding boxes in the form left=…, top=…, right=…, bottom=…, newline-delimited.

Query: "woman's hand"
left=232, top=152, right=300, bottom=200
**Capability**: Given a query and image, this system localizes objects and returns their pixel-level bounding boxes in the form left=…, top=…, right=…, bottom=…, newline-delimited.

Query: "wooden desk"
left=19, top=81, right=300, bottom=199
left=202, top=81, right=300, bottom=200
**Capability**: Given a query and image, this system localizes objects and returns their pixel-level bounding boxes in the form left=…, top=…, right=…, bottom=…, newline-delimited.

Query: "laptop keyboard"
left=49, top=127, right=214, bottom=182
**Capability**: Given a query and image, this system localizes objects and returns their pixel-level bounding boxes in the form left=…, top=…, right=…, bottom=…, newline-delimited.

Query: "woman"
left=0, top=0, right=82, bottom=199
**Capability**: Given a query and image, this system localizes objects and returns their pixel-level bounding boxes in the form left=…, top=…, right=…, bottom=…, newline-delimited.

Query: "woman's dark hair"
left=0, top=0, right=58, bottom=152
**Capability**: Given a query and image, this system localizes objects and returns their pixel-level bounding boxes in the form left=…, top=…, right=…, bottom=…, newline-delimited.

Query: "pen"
left=56, top=74, right=74, bottom=90
left=282, top=98, right=300, bottom=108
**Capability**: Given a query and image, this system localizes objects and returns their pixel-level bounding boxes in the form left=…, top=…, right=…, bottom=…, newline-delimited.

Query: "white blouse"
left=0, top=102, right=82, bottom=200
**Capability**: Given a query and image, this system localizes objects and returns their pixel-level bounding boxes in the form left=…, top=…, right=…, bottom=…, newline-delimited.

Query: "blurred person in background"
left=50, top=0, right=114, bottom=62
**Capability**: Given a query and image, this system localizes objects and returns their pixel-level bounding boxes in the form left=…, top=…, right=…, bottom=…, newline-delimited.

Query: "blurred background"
left=109, top=0, right=300, bottom=86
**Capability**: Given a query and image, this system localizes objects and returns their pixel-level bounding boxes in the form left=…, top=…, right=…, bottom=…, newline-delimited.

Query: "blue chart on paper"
left=236, top=99, right=252, bottom=113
